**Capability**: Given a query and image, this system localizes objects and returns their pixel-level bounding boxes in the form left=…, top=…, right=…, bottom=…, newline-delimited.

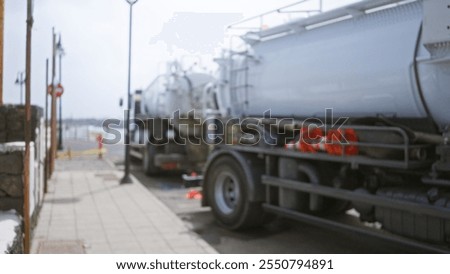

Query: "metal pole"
left=121, top=0, right=138, bottom=185
left=57, top=38, right=63, bottom=151
left=44, top=58, right=49, bottom=193
left=23, top=0, right=33, bottom=254
left=58, top=36, right=62, bottom=82
left=58, top=95, right=62, bottom=150
left=0, top=0, right=3, bottom=106
left=50, top=28, right=57, bottom=173
left=20, top=72, right=24, bottom=104
left=15, top=72, right=25, bottom=104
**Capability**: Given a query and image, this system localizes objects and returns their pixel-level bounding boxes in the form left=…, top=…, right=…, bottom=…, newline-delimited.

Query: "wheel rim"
left=214, top=171, right=240, bottom=215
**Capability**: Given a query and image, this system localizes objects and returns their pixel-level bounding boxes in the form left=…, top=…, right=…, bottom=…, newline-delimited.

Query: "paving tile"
left=109, top=241, right=143, bottom=253
left=106, top=234, right=136, bottom=244
left=131, top=226, right=158, bottom=236
left=78, top=228, right=107, bottom=238
left=86, top=243, right=112, bottom=254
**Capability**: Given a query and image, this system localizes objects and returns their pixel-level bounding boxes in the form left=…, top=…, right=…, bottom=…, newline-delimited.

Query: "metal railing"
left=227, top=0, right=324, bottom=32
left=233, top=119, right=434, bottom=170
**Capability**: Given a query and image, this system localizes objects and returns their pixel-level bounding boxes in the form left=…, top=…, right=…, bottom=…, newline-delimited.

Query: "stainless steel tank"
left=141, top=62, right=214, bottom=119
left=219, top=0, right=450, bottom=131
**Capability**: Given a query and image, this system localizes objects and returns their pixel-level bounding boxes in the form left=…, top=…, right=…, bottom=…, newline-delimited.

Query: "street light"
left=14, top=72, right=26, bottom=104
left=56, top=34, right=65, bottom=151
left=121, top=0, right=138, bottom=185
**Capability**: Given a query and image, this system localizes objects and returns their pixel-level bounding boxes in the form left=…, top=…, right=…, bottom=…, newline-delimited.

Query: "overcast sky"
left=3, top=0, right=358, bottom=119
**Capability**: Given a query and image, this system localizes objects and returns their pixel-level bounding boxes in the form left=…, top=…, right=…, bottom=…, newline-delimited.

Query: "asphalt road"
left=65, top=139, right=430, bottom=254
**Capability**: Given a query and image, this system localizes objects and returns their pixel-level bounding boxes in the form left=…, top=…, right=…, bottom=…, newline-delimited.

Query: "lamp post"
left=23, top=0, right=33, bottom=254
left=56, top=34, right=65, bottom=151
left=0, top=0, right=4, bottom=106
left=14, top=72, right=25, bottom=104
left=121, top=0, right=138, bottom=185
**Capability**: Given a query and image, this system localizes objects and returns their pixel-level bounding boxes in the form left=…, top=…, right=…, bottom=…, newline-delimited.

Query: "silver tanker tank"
left=135, top=62, right=215, bottom=175
left=218, top=0, right=450, bottom=132
left=140, top=62, right=214, bottom=137
left=141, top=62, right=213, bottom=119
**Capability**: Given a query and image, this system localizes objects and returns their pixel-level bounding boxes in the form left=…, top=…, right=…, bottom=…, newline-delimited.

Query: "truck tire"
left=206, top=155, right=267, bottom=230
left=142, top=142, right=160, bottom=176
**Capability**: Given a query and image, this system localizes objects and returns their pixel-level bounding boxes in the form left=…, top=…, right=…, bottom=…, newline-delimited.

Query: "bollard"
left=96, top=134, right=103, bottom=159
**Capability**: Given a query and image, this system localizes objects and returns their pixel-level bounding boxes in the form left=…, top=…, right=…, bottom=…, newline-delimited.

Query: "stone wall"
left=0, top=105, right=41, bottom=143
left=0, top=105, right=43, bottom=216
left=0, top=151, right=24, bottom=215
left=0, top=105, right=44, bottom=253
left=0, top=105, right=45, bottom=253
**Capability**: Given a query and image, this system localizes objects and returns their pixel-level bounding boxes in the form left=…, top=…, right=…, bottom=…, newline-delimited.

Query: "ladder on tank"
left=227, top=46, right=254, bottom=116
left=224, top=0, right=326, bottom=116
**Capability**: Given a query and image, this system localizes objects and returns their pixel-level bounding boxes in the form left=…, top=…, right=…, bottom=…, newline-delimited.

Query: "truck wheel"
left=142, top=143, right=160, bottom=176
left=206, top=156, right=266, bottom=230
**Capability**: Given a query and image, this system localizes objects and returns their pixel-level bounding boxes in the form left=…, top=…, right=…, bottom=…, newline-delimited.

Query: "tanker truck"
left=130, top=62, right=215, bottom=175
left=200, top=0, right=450, bottom=250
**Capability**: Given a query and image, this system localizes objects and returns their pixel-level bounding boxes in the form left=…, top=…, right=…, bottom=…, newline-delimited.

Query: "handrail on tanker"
left=227, top=0, right=324, bottom=32
left=251, top=0, right=417, bottom=40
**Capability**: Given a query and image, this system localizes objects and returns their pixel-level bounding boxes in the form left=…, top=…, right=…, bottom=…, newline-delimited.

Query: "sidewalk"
left=31, top=156, right=217, bottom=254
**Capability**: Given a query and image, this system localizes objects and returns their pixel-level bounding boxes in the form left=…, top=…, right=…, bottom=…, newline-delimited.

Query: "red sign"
left=47, top=83, right=64, bottom=97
